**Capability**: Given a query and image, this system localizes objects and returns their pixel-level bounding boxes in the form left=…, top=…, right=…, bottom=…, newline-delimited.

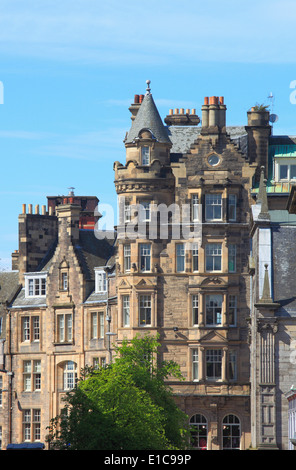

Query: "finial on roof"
left=146, top=79, right=151, bottom=95
left=259, top=264, right=273, bottom=303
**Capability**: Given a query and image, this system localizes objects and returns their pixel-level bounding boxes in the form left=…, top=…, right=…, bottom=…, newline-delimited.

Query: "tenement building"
left=1, top=81, right=296, bottom=449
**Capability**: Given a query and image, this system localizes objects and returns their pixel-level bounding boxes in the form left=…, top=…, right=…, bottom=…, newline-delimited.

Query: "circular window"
left=208, top=154, right=220, bottom=166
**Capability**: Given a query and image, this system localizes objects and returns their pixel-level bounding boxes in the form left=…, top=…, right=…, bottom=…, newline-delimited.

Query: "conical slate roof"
left=125, top=85, right=171, bottom=145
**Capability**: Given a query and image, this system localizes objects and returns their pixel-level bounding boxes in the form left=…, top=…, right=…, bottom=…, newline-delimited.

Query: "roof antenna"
left=146, top=79, right=151, bottom=95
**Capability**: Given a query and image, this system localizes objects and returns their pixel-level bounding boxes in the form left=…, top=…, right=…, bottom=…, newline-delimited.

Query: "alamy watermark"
left=94, top=197, right=202, bottom=247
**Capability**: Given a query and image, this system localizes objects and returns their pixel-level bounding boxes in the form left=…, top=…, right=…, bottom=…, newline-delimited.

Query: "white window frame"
left=23, top=360, right=41, bottom=392
left=191, top=194, right=200, bottom=222
left=192, top=348, right=199, bottom=381
left=63, top=361, right=77, bottom=390
left=57, top=312, right=73, bottom=343
left=122, top=295, right=130, bottom=327
left=139, top=244, right=151, bottom=272
left=192, top=295, right=199, bottom=326
left=95, top=269, right=107, bottom=293
left=21, top=316, right=40, bottom=343
left=91, top=311, right=104, bottom=339
left=176, top=243, right=185, bottom=272
left=24, top=273, right=47, bottom=298
left=123, top=244, right=131, bottom=272
left=205, top=194, right=222, bottom=221
left=192, top=243, right=199, bottom=272
left=275, top=158, right=296, bottom=182
left=139, top=201, right=151, bottom=222
left=205, top=243, right=222, bottom=272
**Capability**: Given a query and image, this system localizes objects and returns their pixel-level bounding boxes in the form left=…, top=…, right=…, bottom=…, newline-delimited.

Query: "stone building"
left=113, top=85, right=262, bottom=450
left=1, top=81, right=296, bottom=450
left=0, top=193, right=116, bottom=448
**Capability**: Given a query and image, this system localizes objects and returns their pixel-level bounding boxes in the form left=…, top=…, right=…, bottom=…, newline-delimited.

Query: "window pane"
left=291, top=165, right=296, bottom=179
left=192, top=244, right=199, bottom=271
left=176, top=244, right=185, bottom=272
left=124, top=245, right=131, bottom=272
left=280, top=165, right=288, bottom=179
left=123, top=295, right=130, bottom=326
left=141, top=146, right=150, bottom=165
left=140, top=244, right=151, bottom=272
left=206, top=295, right=222, bottom=326
left=228, top=194, right=236, bottom=221
left=228, top=244, right=236, bottom=272
left=139, top=295, right=151, bottom=325
left=206, top=244, right=222, bottom=271
left=192, top=295, right=198, bottom=325
left=205, top=194, right=222, bottom=220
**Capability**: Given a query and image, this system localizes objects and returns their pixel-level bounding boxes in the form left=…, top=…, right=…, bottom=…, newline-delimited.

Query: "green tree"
left=47, top=335, right=190, bottom=450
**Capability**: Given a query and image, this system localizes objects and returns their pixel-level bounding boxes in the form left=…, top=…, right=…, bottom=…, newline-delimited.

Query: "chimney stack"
left=201, top=96, right=226, bottom=132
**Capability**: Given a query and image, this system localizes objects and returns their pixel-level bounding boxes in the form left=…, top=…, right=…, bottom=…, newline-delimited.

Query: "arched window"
left=222, top=414, right=241, bottom=450
left=189, top=414, right=208, bottom=450
left=63, top=361, right=77, bottom=391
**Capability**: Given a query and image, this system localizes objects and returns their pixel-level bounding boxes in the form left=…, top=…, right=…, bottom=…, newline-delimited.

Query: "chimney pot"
left=169, top=109, right=173, bottom=115
left=219, top=96, right=224, bottom=104
left=180, top=108, right=184, bottom=114
left=174, top=108, right=179, bottom=114
left=191, top=109, right=196, bottom=115
left=28, top=204, right=32, bottom=214
left=22, top=204, right=26, bottom=214
left=139, top=94, right=144, bottom=103
left=35, top=204, right=39, bottom=215
left=204, top=97, right=209, bottom=105
left=134, top=94, right=139, bottom=104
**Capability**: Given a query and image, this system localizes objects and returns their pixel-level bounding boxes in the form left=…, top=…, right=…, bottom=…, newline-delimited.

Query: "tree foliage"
left=46, top=335, right=190, bottom=450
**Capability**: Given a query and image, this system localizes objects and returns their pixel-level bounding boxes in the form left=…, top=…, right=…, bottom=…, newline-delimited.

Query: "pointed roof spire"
left=125, top=80, right=171, bottom=145
left=260, top=264, right=273, bottom=303
left=257, top=166, right=270, bottom=220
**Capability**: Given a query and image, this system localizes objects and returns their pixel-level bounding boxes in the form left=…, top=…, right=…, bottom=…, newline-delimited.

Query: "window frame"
left=228, top=194, right=237, bottom=221
left=205, top=243, right=222, bottom=272
left=228, top=244, right=237, bottom=273
left=21, top=315, right=40, bottom=343
left=23, top=360, right=41, bottom=392
left=57, top=312, right=73, bottom=343
left=139, top=294, right=152, bottom=326
left=205, top=194, right=222, bottom=221
left=206, top=349, right=222, bottom=381
left=139, top=243, right=151, bottom=272
left=91, top=311, right=104, bottom=339
left=141, top=146, right=150, bottom=166
left=25, top=273, right=47, bottom=298
left=205, top=294, right=223, bottom=327
left=122, top=295, right=130, bottom=327
left=176, top=243, right=185, bottom=273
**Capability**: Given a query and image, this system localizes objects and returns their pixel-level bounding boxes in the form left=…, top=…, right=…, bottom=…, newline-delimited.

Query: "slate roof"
left=11, top=288, right=47, bottom=309
left=167, top=125, right=248, bottom=155
left=0, top=271, right=20, bottom=305
left=125, top=92, right=171, bottom=145
left=37, top=230, right=116, bottom=281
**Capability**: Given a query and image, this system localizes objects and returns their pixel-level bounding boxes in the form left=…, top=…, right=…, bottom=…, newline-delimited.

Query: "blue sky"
left=1, top=0, right=296, bottom=269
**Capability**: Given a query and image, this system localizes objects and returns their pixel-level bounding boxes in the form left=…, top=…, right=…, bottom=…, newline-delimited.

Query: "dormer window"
left=95, top=268, right=107, bottom=293
left=274, top=158, right=296, bottom=182
left=141, top=146, right=150, bottom=165
left=25, top=273, right=47, bottom=298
